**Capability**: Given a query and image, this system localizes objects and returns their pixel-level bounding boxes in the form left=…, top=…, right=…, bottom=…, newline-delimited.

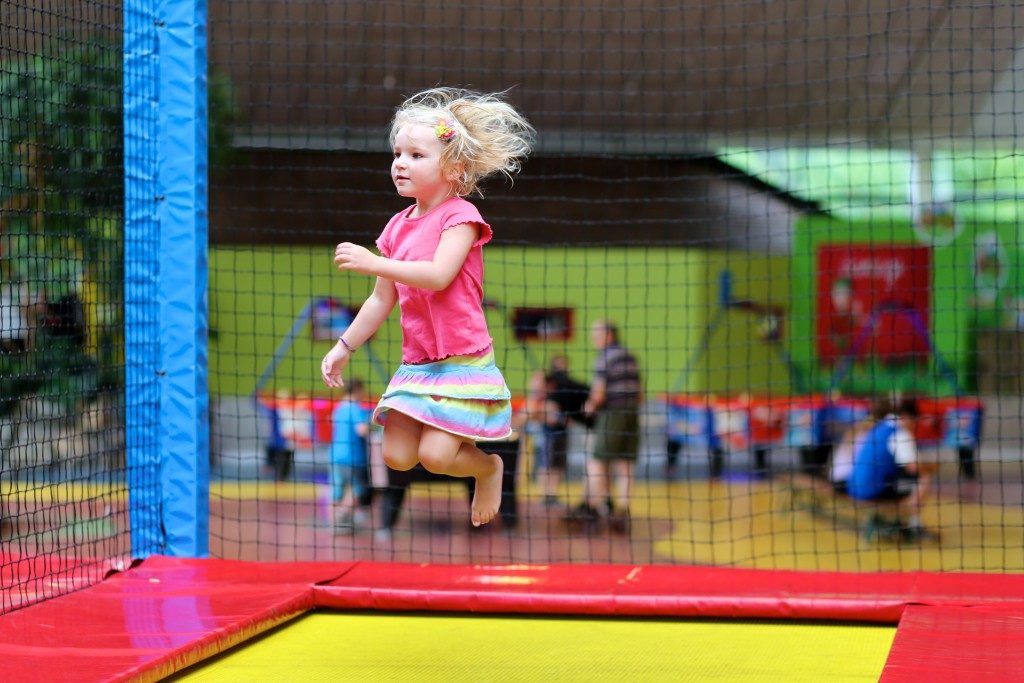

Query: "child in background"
left=847, top=397, right=938, bottom=542
left=829, top=403, right=885, bottom=494
left=321, top=87, right=534, bottom=527
left=523, top=369, right=549, bottom=493
left=330, top=378, right=372, bottom=531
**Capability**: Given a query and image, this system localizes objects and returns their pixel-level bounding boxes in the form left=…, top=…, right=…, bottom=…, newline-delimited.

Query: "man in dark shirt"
left=566, top=320, right=642, bottom=534
left=546, top=354, right=592, bottom=429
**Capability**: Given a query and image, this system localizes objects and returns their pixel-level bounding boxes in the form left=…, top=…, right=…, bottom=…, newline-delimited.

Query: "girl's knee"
left=383, top=448, right=418, bottom=471
left=418, top=448, right=454, bottom=474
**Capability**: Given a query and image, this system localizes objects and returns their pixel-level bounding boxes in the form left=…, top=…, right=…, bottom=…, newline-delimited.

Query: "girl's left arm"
left=335, top=224, right=478, bottom=291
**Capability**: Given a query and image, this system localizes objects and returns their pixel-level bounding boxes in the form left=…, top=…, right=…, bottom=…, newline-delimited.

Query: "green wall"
left=209, top=246, right=791, bottom=399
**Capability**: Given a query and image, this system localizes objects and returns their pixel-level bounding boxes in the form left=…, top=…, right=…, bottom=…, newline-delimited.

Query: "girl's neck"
left=410, top=188, right=458, bottom=218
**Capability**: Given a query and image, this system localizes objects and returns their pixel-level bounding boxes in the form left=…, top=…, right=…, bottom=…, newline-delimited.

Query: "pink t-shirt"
left=376, top=196, right=494, bottom=364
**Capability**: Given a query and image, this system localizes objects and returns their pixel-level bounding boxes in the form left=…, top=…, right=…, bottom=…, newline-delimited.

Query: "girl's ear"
left=445, top=160, right=465, bottom=182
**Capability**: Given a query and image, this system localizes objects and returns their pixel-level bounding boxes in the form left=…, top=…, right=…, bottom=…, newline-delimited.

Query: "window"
left=511, top=307, right=575, bottom=342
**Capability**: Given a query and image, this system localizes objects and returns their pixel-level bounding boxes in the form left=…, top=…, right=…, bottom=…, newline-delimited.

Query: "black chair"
left=378, top=439, right=519, bottom=530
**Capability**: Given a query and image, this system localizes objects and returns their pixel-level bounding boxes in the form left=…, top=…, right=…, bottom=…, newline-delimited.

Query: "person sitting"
left=846, top=397, right=938, bottom=542
left=829, top=402, right=886, bottom=495
left=536, top=355, right=591, bottom=508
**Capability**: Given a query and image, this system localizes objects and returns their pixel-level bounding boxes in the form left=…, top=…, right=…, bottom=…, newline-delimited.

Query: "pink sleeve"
left=375, top=214, right=398, bottom=257
left=441, top=220, right=492, bottom=248
left=440, top=203, right=492, bottom=248
left=375, top=232, right=391, bottom=257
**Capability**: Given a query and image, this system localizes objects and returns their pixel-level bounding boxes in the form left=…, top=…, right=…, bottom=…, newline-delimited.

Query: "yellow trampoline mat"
left=174, top=611, right=895, bottom=682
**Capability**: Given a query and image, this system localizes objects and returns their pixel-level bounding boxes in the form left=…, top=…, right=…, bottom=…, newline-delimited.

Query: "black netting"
left=1, top=0, right=132, bottom=612
left=5, top=3, right=1024, bottom=602
left=206, top=2, right=1024, bottom=572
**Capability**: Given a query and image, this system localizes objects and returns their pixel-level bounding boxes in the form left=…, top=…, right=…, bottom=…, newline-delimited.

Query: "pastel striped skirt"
left=372, top=348, right=513, bottom=441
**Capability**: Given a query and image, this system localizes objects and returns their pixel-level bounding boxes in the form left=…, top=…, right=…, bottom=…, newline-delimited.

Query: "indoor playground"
left=3, top=2, right=1024, bottom=681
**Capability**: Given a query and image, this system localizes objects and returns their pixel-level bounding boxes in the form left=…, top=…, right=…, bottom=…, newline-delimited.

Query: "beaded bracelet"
left=339, top=336, right=357, bottom=354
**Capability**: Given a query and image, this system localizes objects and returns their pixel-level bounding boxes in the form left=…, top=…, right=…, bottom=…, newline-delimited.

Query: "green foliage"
left=209, top=71, right=242, bottom=170
left=1, top=37, right=237, bottom=413
left=1, top=40, right=123, bottom=413
left=0, top=43, right=123, bottom=213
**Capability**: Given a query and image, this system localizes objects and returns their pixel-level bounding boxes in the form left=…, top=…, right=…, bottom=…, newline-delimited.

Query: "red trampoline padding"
left=0, top=552, right=129, bottom=612
left=4, top=558, right=1024, bottom=681
left=0, top=556, right=355, bottom=683
left=882, top=604, right=1024, bottom=682
left=315, top=562, right=1024, bottom=623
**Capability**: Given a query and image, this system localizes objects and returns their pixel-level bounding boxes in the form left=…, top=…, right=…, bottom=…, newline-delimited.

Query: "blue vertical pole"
left=157, top=0, right=210, bottom=557
left=124, top=0, right=164, bottom=557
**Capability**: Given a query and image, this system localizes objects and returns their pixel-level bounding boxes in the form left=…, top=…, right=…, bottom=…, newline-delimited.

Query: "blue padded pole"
left=155, top=0, right=210, bottom=556
left=124, top=0, right=164, bottom=557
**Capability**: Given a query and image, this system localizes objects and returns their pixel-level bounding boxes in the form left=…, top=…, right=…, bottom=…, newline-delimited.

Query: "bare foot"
left=471, top=454, right=503, bottom=527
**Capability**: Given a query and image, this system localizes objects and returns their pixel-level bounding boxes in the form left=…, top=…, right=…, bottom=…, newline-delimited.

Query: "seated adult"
left=788, top=405, right=873, bottom=500
left=829, top=399, right=891, bottom=493
left=846, top=398, right=937, bottom=542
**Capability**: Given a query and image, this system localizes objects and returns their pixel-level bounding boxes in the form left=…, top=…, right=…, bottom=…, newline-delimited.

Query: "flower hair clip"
left=435, top=118, right=457, bottom=142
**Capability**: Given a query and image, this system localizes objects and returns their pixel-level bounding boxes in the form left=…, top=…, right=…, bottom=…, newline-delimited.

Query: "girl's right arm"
left=321, top=277, right=397, bottom=388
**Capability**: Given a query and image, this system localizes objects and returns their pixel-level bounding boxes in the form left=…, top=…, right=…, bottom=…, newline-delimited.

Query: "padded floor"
left=173, top=611, right=895, bottom=682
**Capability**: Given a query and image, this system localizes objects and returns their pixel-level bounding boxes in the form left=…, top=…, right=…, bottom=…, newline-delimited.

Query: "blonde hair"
left=389, top=87, right=535, bottom=197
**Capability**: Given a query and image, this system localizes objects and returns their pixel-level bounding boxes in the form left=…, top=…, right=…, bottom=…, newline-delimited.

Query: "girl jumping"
left=320, top=87, right=534, bottom=527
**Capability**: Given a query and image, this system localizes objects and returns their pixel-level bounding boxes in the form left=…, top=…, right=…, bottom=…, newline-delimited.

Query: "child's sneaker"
left=334, top=511, right=354, bottom=533
left=862, top=513, right=900, bottom=543
left=608, top=509, right=631, bottom=535
left=899, top=524, right=940, bottom=544
left=564, top=502, right=602, bottom=531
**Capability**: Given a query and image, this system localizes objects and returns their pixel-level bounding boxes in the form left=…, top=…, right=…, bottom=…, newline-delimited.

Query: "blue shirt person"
left=330, top=379, right=371, bottom=531
left=847, top=398, right=937, bottom=543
